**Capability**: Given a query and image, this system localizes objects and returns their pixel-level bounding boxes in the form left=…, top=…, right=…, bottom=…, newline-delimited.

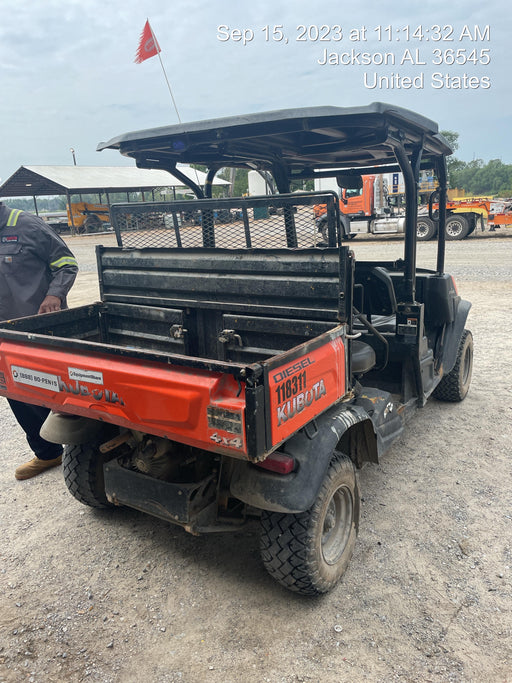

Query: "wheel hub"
left=324, top=505, right=336, bottom=533
left=321, top=485, right=353, bottom=566
left=447, top=221, right=462, bottom=237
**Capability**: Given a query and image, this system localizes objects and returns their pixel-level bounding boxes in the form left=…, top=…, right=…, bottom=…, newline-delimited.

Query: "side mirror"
left=336, top=174, right=363, bottom=191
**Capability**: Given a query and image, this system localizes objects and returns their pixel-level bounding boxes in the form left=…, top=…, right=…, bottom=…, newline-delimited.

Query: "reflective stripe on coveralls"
left=50, top=256, right=78, bottom=270
left=6, top=209, right=22, bottom=227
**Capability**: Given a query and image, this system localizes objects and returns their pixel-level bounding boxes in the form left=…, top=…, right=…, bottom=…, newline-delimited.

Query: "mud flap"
left=438, top=299, right=471, bottom=377
left=40, top=412, right=105, bottom=445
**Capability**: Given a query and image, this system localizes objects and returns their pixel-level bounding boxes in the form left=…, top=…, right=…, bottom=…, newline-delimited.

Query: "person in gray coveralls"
left=0, top=203, right=78, bottom=480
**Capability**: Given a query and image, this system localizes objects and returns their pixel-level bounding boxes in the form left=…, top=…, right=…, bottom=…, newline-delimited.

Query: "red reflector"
left=256, top=453, right=295, bottom=474
left=451, top=275, right=459, bottom=295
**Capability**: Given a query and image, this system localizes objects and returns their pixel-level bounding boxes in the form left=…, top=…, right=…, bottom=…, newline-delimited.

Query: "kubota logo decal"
left=276, top=379, right=327, bottom=426
left=58, top=377, right=125, bottom=405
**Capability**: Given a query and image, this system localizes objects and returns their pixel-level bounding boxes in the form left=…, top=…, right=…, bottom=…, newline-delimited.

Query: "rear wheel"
left=63, top=425, right=120, bottom=508
left=446, top=215, right=470, bottom=240
left=83, top=215, right=103, bottom=232
left=416, top=217, right=436, bottom=241
left=434, top=329, right=473, bottom=402
left=260, top=453, right=359, bottom=595
left=318, top=218, right=328, bottom=243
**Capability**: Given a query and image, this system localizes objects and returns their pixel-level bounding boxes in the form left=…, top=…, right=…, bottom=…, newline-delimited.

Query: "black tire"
left=83, top=215, right=102, bottom=232
left=318, top=217, right=328, bottom=242
left=318, top=218, right=355, bottom=243
left=416, top=217, right=436, bottom=241
left=433, top=329, right=473, bottom=402
left=63, top=425, right=120, bottom=508
left=260, top=453, right=359, bottom=595
left=446, top=215, right=470, bottom=240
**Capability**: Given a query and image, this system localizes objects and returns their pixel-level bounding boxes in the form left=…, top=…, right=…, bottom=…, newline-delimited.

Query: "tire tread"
left=434, top=329, right=473, bottom=402
left=259, top=454, right=358, bottom=595
left=63, top=430, right=117, bottom=508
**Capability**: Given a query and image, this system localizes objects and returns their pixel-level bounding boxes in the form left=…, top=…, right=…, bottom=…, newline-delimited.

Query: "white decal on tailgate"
left=11, top=366, right=59, bottom=391
left=68, top=367, right=104, bottom=385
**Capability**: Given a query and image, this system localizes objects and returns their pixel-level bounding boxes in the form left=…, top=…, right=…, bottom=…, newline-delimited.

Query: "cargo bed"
left=0, top=245, right=350, bottom=461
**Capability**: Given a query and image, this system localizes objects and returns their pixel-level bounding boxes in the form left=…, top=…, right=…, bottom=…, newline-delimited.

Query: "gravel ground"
left=0, top=228, right=511, bottom=683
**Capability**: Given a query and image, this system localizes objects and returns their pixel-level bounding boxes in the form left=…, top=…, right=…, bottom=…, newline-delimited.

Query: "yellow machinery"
left=67, top=202, right=110, bottom=233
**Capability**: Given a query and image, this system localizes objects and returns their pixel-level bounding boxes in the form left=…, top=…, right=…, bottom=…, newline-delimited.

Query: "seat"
left=351, top=340, right=376, bottom=375
left=354, top=264, right=397, bottom=317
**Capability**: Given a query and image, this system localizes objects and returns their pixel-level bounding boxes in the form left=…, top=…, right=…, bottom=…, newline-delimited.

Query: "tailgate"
left=0, top=341, right=247, bottom=457
left=0, top=327, right=347, bottom=462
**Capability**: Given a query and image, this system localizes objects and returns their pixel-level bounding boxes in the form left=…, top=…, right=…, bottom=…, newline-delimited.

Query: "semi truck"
left=315, top=172, right=511, bottom=240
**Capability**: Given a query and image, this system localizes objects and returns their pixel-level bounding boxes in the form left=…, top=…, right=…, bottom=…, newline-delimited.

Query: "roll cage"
left=98, top=102, right=453, bottom=305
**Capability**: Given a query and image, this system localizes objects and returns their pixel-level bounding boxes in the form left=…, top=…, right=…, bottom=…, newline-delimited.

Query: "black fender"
left=229, top=402, right=376, bottom=514
left=439, top=299, right=471, bottom=377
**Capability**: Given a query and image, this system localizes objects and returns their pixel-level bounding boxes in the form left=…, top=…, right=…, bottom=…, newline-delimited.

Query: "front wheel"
left=416, top=217, right=436, bottom=241
left=260, top=453, right=359, bottom=595
left=63, top=425, right=120, bottom=508
left=83, top=215, right=103, bottom=233
left=433, top=329, right=473, bottom=402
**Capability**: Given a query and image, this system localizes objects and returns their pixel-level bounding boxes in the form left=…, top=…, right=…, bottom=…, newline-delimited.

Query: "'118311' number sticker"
left=275, top=370, right=306, bottom=404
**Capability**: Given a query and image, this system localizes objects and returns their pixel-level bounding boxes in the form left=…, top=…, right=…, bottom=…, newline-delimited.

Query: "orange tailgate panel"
left=0, top=342, right=247, bottom=456
left=268, top=335, right=346, bottom=447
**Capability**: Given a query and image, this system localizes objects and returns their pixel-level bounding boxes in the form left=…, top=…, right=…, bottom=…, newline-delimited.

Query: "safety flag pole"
left=135, top=19, right=182, bottom=124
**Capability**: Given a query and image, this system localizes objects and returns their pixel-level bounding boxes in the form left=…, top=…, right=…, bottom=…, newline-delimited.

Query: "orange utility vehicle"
left=0, top=104, right=473, bottom=595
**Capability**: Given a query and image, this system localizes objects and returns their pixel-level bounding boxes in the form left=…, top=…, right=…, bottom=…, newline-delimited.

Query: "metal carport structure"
left=0, top=165, right=228, bottom=232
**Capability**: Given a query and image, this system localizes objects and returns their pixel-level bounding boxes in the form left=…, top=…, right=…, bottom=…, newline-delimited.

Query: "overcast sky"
left=1, top=0, right=510, bottom=185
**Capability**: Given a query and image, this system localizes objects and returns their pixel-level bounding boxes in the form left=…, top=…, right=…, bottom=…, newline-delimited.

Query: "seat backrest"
left=354, top=263, right=397, bottom=316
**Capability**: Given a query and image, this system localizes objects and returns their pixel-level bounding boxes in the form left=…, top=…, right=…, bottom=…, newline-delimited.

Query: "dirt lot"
left=1, top=230, right=511, bottom=683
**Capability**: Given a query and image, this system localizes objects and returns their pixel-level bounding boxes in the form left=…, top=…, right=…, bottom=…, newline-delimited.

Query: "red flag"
left=135, top=20, right=161, bottom=63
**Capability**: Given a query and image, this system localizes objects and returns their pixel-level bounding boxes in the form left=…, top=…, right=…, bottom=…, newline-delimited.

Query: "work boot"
left=15, top=455, right=62, bottom=480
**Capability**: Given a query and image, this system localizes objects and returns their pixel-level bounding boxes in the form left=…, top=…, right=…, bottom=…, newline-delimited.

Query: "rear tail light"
left=256, top=452, right=295, bottom=474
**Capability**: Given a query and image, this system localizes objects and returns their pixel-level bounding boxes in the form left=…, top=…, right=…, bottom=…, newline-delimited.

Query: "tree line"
left=442, top=131, right=512, bottom=197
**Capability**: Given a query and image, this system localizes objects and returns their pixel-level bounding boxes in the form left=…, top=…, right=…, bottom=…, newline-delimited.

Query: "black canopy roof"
left=97, top=102, right=452, bottom=177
